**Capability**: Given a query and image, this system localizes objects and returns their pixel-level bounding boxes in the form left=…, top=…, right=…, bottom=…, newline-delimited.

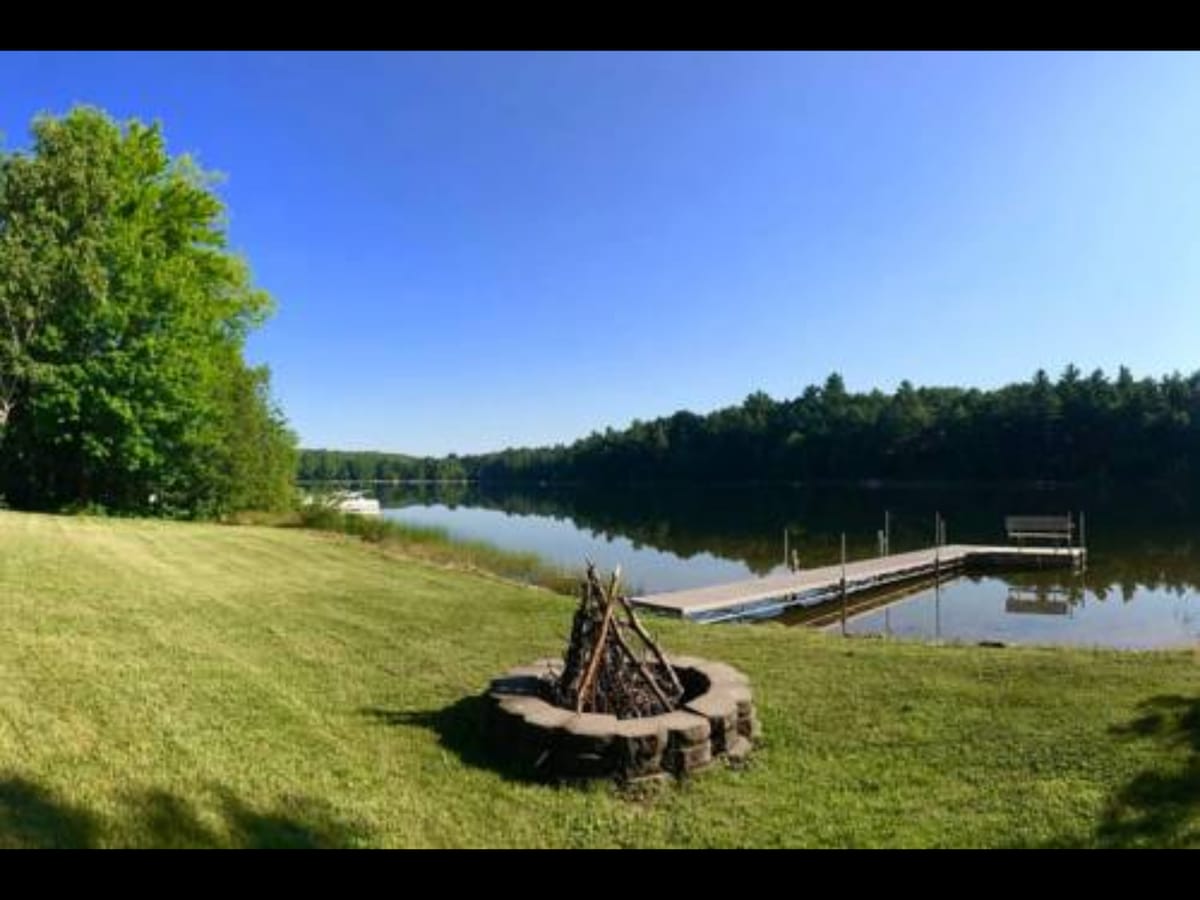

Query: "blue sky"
left=3, top=51, right=1200, bottom=455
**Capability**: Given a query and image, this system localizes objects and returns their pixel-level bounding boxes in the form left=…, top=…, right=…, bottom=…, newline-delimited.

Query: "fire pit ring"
left=483, top=656, right=760, bottom=781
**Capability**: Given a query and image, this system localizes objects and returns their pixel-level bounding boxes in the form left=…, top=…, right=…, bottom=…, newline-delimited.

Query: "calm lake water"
left=367, top=481, right=1200, bottom=649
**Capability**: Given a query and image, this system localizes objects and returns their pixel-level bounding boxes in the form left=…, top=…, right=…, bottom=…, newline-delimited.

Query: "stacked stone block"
left=484, top=656, right=758, bottom=781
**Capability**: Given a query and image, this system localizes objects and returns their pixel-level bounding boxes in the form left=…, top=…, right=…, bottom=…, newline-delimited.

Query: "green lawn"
left=0, top=510, right=1196, bottom=847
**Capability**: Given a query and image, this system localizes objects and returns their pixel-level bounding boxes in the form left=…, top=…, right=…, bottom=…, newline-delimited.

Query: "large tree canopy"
left=0, top=106, right=295, bottom=516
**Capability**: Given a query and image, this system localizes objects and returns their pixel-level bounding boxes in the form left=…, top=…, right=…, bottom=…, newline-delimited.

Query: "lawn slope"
left=0, top=510, right=1196, bottom=847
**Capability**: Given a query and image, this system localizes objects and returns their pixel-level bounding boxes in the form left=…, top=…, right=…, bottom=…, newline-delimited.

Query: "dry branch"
left=554, top=561, right=684, bottom=719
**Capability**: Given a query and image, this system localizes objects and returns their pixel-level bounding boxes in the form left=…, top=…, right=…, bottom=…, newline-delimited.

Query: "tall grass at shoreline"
left=273, top=505, right=581, bottom=596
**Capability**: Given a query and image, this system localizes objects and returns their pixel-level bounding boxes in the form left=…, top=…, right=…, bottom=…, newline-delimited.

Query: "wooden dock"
left=630, top=544, right=1085, bottom=623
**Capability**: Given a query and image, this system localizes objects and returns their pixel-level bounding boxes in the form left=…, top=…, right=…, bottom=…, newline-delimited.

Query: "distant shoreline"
left=295, top=476, right=1187, bottom=492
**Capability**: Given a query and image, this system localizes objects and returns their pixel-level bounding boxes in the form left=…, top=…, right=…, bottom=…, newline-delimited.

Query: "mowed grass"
left=0, top=510, right=1197, bottom=848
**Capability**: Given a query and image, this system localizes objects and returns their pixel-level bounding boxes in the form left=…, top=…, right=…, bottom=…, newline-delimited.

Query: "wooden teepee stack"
left=554, top=561, right=685, bottom=719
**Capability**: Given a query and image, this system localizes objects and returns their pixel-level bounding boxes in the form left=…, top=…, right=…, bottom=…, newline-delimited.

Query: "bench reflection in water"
left=1004, top=585, right=1075, bottom=616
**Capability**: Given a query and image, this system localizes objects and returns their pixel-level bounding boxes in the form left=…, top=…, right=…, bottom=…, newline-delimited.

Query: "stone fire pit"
left=484, top=655, right=760, bottom=781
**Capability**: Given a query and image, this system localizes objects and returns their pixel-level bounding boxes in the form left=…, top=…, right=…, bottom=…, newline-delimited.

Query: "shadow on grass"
left=362, top=696, right=545, bottom=784
left=0, top=778, right=101, bottom=849
left=1092, top=694, right=1200, bottom=848
left=0, top=775, right=372, bottom=848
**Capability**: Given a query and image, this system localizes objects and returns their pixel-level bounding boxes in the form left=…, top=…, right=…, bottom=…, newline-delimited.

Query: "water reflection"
left=355, top=480, right=1200, bottom=647
left=1005, top=586, right=1071, bottom=616
left=839, top=574, right=1200, bottom=649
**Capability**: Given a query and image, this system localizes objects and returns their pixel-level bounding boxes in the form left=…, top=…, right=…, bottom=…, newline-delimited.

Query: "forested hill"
left=297, top=450, right=463, bottom=482
left=299, top=367, right=1200, bottom=485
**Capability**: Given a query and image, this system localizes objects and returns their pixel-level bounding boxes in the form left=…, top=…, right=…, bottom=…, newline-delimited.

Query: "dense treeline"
left=296, top=449, right=467, bottom=482
left=304, top=366, right=1200, bottom=486
left=465, top=369, right=1200, bottom=484
left=0, top=107, right=296, bottom=516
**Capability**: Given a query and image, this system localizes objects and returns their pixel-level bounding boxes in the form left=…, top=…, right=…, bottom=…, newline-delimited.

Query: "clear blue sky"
left=3, top=51, right=1200, bottom=455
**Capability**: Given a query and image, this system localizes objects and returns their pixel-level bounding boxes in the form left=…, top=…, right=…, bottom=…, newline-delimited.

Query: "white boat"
left=322, top=490, right=382, bottom=516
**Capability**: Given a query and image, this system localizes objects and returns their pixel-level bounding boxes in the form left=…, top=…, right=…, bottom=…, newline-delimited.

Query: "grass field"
left=0, top=509, right=1197, bottom=847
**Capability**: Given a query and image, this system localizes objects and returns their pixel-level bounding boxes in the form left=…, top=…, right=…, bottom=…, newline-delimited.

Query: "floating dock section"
left=630, top=544, right=1085, bottom=623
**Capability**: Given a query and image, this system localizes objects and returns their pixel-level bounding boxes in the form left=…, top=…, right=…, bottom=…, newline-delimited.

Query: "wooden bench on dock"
left=1005, top=514, right=1074, bottom=547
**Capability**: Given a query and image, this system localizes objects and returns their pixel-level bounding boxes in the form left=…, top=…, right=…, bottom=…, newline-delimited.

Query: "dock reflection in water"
left=367, top=480, right=1200, bottom=649
left=837, top=571, right=1200, bottom=649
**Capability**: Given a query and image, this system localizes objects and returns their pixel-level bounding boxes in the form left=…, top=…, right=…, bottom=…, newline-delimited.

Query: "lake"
left=368, top=481, right=1200, bottom=649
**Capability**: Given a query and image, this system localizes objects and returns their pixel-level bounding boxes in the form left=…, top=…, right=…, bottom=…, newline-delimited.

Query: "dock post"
left=840, top=532, right=847, bottom=635
left=783, top=528, right=789, bottom=569
left=1080, top=511, right=1087, bottom=569
left=884, top=510, right=890, bottom=556
left=934, top=512, right=940, bottom=578
left=935, top=576, right=942, bottom=640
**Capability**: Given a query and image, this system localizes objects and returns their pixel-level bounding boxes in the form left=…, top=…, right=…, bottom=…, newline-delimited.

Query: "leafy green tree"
left=0, top=106, right=295, bottom=515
